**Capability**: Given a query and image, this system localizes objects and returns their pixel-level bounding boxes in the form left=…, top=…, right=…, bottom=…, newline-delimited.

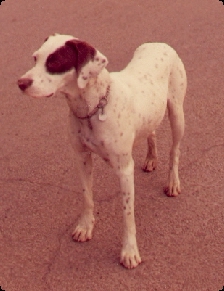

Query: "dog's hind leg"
left=164, top=56, right=186, bottom=197
left=142, top=130, right=158, bottom=172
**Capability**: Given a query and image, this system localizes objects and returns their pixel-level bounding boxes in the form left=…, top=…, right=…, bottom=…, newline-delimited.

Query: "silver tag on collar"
left=99, top=108, right=107, bottom=121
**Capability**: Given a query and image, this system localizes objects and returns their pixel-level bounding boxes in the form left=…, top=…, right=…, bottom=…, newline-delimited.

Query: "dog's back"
left=109, top=43, right=185, bottom=136
left=124, top=43, right=176, bottom=79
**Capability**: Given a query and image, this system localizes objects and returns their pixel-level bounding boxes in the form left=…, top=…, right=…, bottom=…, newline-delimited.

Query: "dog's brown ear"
left=65, top=40, right=96, bottom=72
left=65, top=39, right=108, bottom=89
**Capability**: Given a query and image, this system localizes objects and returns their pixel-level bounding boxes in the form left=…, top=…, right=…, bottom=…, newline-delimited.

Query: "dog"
left=18, top=33, right=186, bottom=269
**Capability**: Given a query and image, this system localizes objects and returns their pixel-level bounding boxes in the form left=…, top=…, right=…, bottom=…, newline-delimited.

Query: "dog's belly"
left=135, top=83, right=168, bottom=133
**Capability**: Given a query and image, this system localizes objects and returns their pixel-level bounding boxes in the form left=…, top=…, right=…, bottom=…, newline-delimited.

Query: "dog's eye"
left=33, top=55, right=37, bottom=63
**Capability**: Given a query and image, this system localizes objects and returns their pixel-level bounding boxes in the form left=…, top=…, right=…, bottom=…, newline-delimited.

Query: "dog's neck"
left=61, top=69, right=111, bottom=118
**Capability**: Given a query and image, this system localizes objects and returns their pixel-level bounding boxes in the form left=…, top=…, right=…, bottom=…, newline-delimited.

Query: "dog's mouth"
left=46, top=93, right=54, bottom=98
left=28, top=92, right=54, bottom=98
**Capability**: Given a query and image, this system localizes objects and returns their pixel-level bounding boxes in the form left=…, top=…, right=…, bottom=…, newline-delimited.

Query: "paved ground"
left=0, top=1, right=224, bottom=290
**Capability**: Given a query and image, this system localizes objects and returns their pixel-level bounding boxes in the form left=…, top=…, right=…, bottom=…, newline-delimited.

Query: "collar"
left=75, top=85, right=110, bottom=120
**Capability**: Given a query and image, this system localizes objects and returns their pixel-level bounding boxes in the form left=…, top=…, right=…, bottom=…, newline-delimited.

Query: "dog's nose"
left=18, top=78, right=33, bottom=91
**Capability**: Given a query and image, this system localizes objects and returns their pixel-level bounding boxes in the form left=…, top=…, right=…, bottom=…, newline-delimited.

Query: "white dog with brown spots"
left=18, top=33, right=186, bottom=269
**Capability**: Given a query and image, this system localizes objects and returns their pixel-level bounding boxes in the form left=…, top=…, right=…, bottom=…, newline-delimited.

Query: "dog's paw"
left=72, top=214, right=95, bottom=242
left=141, top=157, right=157, bottom=172
left=164, top=168, right=181, bottom=197
left=164, top=180, right=181, bottom=197
left=120, top=244, right=142, bottom=269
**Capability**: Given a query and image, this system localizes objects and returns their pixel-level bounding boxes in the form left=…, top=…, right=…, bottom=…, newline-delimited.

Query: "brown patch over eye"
left=46, top=45, right=77, bottom=74
left=45, top=39, right=96, bottom=75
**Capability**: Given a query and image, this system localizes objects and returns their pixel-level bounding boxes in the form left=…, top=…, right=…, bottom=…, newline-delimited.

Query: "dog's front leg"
left=71, top=151, right=95, bottom=242
left=115, top=157, right=142, bottom=269
left=69, top=113, right=95, bottom=242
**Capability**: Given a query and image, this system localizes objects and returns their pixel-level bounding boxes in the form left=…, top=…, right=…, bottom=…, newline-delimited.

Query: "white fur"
left=77, top=51, right=108, bottom=89
left=18, top=34, right=186, bottom=269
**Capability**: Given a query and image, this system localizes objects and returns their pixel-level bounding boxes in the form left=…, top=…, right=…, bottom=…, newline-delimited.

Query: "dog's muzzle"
left=18, top=78, right=33, bottom=91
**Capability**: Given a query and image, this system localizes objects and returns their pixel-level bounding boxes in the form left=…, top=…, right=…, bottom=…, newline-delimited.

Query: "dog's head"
left=18, top=33, right=108, bottom=97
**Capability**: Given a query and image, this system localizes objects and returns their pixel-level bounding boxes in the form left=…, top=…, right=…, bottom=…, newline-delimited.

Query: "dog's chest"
left=80, top=133, right=99, bottom=153
left=77, top=120, right=107, bottom=155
